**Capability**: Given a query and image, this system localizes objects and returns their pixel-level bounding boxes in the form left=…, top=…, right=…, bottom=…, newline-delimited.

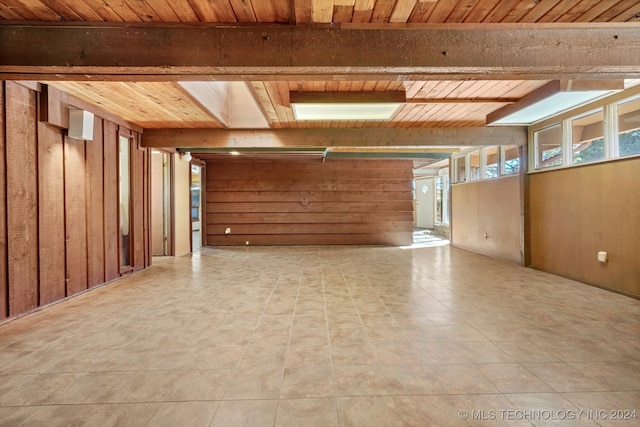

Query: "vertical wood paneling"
left=0, top=81, right=7, bottom=319
left=200, top=164, right=207, bottom=251
left=5, top=82, right=39, bottom=315
left=86, top=118, right=105, bottom=287
left=143, top=148, right=151, bottom=266
left=451, top=176, right=522, bottom=263
left=132, top=138, right=145, bottom=271
left=37, top=119, right=66, bottom=305
left=529, top=158, right=640, bottom=298
left=103, top=121, right=119, bottom=281
left=205, top=158, right=414, bottom=246
left=1, top=84, right=152, bottom=320
left=64, top=136, right=88, bottom=296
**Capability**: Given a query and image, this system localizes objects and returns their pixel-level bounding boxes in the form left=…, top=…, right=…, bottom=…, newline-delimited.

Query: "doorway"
left=151, top=150, right=171, bottom=256
left=190, top=164, right=202, bottom=251
left=415, top=177, right=435, bottom=229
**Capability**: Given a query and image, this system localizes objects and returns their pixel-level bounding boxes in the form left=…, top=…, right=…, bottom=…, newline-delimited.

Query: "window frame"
left=528, top=85, right=640, bottom=174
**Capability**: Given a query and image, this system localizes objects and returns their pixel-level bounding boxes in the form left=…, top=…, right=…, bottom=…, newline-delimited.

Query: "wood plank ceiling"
left=2, top=0, right=639, bottom=130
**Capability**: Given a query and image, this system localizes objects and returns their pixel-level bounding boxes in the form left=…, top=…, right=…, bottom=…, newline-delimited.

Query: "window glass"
left=469, top=151, right=480, bottom=180
left=118, top=135, right=131, bottom=267
left=454, top=157, right=465, bottom=183
left=435, top=177, right=443, bottom=225
left=572, top=109, right=604, bottom=164
left=484, top=146, right=499, bottom=179
left=442, top=174, right=450, bottom=225
left=503, top=145, right=520, bottom=175
left=535, top=124, right=562, bottom=169
left=618, top=97, right=640, bottom=157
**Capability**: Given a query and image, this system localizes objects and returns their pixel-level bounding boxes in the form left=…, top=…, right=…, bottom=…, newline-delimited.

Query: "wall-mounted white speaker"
left=68, top=109, right=94, bottom=141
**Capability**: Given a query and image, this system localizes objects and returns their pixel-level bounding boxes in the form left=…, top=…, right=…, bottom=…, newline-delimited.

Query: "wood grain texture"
left=205, top=158, right=414, bottom=246
left=50, top=82, right=222, bottom=130
left=44, top=78, right=547, bottom=130
left=1, top=0, right=637, bottom=140
left=86, top=118, right=105, bottom=287
left=451, top=176, right=522, bottom=263
left=143, top=148, right=151, bottom=267
left=132, top=137, right=145, bottom=271
left=64, top=136, right=88, bottom=296
left=0, top=1, right=636, bottom=24
left=0, top=81, right=6, bottom=318
left=529, top=158, right=640, bottom=298
left=5, top=82, right=39, bottom=316
left=142, top=126, right=528, bottom=148
left=207, top=232, right=412, bottom=246
left=103, top=121, right=119, bottom=281
left=39, top=84, right=69, bottom=128
left=37, top=119, right=67, bottom=305
left=3, top=24, right=640, bottom=82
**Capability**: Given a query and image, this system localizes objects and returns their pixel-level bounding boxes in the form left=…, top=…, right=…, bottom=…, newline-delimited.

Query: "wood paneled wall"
left=0, top=81, right=151, bottom=321
left=451, top=176, right=522, bottom=262
left=0, top=82, right=6, bottom=318
left=529, top=158, right=640, bottom=298
left=205, top=158, right=414, bottom=246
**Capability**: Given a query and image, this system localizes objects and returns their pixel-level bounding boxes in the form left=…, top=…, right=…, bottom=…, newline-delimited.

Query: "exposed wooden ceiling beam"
left=1, top=23, right=640, bottom=81
left=141, top=127, right=526, bottom=149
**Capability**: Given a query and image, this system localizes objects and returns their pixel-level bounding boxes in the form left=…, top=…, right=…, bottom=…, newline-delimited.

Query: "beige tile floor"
left=0, top=244, right=639, bottom=426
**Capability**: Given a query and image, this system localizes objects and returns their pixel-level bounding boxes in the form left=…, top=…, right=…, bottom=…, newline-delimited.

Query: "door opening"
left=190, top=164, right=202, bottom=251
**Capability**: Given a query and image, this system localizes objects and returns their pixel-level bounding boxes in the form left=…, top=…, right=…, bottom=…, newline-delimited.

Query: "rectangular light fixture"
left=290, top=91, right=405, bottom=121
left=68, top=109, right=94, bottom=140
left=486, top=80, right=624, bottom=125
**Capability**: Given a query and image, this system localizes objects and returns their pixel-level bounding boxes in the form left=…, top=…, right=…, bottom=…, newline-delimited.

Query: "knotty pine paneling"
left=0, top=82, right=150, bottom=319
left=5, top=82, right=39, bottom=315
left=205, top=158, right=414, bottom=246
left=529, top=158, right=640, bottom=298
left=0, top=82, right=6, bottom=319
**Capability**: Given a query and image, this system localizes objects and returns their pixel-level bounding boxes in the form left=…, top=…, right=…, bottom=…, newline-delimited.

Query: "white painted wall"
left=150, top=151, right=165, bottom=256
left=173, top=154, right=192, bottom=256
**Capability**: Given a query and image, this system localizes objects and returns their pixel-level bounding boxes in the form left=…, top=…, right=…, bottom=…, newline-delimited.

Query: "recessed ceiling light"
left=290, top=91, right=405, bottom=121
left=487, top=80, right=624, bottom=125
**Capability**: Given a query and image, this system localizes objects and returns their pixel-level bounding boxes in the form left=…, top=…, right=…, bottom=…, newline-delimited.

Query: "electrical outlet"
left=597, top=251, right=608, bottom=263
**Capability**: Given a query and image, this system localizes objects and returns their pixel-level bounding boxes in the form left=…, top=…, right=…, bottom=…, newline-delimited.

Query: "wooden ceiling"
left=2, top=1, right=639, bottom=131
left=50, top=79, right=549, bottom=129
left=1, top=1, right=639, bottom=23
